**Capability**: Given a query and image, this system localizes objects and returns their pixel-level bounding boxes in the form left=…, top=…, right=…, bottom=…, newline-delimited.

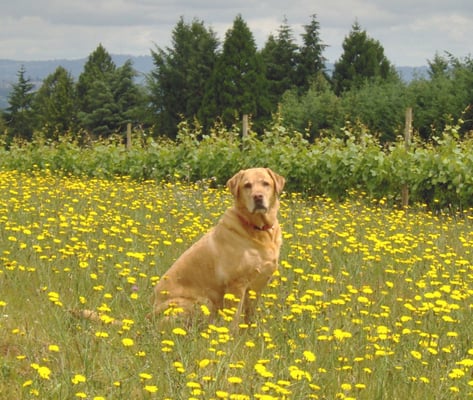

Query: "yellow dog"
left=151, top=167, right=285, bottom=325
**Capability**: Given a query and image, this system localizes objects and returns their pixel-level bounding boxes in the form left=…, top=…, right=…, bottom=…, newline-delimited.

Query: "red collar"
left=238, top=215, right=273, bottom=231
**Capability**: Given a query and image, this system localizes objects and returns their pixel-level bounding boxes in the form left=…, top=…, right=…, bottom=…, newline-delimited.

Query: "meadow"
left=1, top=169, right=473, bottom=399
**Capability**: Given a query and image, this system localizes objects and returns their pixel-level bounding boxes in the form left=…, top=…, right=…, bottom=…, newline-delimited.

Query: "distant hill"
left=0, top=55, right=427, bottom=110
left=0, top=55, right=154, bottom=110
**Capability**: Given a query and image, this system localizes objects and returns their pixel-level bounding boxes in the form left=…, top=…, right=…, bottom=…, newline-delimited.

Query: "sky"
left=1, top=0, right=472, bottom=66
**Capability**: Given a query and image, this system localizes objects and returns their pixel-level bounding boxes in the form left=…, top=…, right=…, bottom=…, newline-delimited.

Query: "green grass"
left=1, top=169, right=473, bottom=399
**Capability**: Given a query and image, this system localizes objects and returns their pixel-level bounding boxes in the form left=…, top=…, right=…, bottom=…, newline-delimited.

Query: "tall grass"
left=1, top=170, right=473, bottom=399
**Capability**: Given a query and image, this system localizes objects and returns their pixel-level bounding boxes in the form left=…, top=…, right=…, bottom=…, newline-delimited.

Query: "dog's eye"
left=244, top=182, right=252, bottom=189
left=262, top=181, right=270, bottom=187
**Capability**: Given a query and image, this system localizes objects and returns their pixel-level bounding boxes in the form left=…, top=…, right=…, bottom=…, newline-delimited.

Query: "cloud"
left=0, top=0, right=472, bottom=65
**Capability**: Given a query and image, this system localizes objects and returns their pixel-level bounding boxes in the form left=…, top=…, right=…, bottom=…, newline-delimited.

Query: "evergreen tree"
left=261, top=18, right=299, bottom=107
left=77, top=44, right=143, bottom=137
left=427, top=53, right=450, bottom=79
left=202, top=15, right=269, bottom=129
left=79, top=79, right=120, bottom=137
left=77, top=44, right=116, bottom=113
left=297, top=14, right=328, bottom=91
left=4, top=65, right=36, bottom=141
left=332, top=22, right=398, bottom=95
left=148, top=17, right=218, bottom=137
left=112, top=60, right=145, bottom=128
left=33, top=66, right=76, bottom=139
left=77, top=44, right=118, bottom=136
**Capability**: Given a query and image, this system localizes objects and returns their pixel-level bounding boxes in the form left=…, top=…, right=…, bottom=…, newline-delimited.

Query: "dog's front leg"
left=223, top=283, right=248, bottom=328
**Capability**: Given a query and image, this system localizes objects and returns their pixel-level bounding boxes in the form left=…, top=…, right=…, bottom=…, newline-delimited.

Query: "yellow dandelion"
left=172, top=327, right=187, bottom=336
left=200, top=304, right=211, bottom=316
left=341, top=383, right=352, bottom=391
left=303, top=350, right=316, bottom=362
left=48, top=344, right=60, bottom=352
left=139, top=372, right=153, bottom=380
left=144, top=385, right=158, bottom=393
left=199, top=359, right=211, bottom=368
left=71, top=374, right=87, bottom=384
left=448, top=369, right=465, bottom=379
left=31, top=363, right=51, bottom=380
left=254, top=363, right=273, bottom=378
left=333, top=328, right=352, bottom=341
left=457, top=358, right=473, bottom=367
left=122, top=338, right=134, bottom=347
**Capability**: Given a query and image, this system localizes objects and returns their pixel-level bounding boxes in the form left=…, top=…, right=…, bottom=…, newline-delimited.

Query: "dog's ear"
left=266, top=168, right=285, bottom=195
left=226, top=170, right=245, bottom=197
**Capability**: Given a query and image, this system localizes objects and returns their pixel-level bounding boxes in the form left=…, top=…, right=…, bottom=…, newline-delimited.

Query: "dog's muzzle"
left=252, top=195, right=267, bottom=213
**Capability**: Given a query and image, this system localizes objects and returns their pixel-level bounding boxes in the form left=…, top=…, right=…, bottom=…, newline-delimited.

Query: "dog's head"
left=227, top=168, right=285, bottom=214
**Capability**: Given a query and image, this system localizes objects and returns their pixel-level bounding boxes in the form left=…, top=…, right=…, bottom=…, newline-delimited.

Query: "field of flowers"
left=1, top=169, right=473, bottom=399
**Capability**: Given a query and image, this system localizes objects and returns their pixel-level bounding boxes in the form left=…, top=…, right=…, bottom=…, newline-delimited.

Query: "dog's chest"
left=214, top=240, right=278, bottom=286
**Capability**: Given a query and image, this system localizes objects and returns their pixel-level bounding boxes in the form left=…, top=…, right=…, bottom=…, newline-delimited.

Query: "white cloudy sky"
left=1, top=0, right=472, bottom=66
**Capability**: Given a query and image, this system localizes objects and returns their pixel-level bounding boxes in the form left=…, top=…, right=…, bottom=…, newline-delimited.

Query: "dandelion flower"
left=121, top=338, right=134, bottom=347
left=303, top=350, right=316, bottom=362
left=448, top=369, right=465, bottom=379
left=48, top=344, right=60, bottom=352
left=144, top=385, right=158, bottom=393
left=139, top=373, right=153, bottom=380
left=172, top=327, right=187, bottom=336
left=71, top=374, right=87, bottom=384
left=199, top=359, right=211, bottom=368
left=31, top=363, right=51, bottom=380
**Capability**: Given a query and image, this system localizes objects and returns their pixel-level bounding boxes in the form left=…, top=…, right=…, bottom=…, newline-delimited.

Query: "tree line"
left=1, top=14, right=472, bottom=145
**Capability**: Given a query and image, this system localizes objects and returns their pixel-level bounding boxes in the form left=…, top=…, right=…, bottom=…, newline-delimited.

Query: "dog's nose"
left=253, top=193, right=264, bottom=203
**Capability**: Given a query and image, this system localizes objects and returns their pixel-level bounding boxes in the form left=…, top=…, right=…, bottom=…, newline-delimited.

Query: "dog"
left=151, top=167, right=285, bottom=326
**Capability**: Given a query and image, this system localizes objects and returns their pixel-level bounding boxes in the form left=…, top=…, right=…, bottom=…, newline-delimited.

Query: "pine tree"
left=148, top=17, right=218, bottom=137
left=77, top=44, right=143, bottom=137
left=297, top=14, right=328, bottom=91
left=332, top=22, right=398, bottom=95
left=112, top=60, right=145, bottom=128
left=77, top=44, right=117, bottom=136
left=4, top=65, right=36, bottom=141
left=77, top=44, right=116, bottom=113
left=202, top=15, right=269, bottom=129
left=34, top=66, right=77, bottom=139
left=261, top=18, right=299, bottom=108
left=427, top=53, right=450, bottom=79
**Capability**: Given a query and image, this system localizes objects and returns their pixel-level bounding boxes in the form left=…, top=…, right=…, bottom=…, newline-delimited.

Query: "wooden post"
left=126, top=123, right=132, bottom=150
left=242, top=114, right=248, bottom=138
left=401, top=108, right=412, bottom=208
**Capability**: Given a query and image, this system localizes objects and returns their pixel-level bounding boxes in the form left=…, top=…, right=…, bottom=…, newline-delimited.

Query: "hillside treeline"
left=1, top=14, right=472, bottom=144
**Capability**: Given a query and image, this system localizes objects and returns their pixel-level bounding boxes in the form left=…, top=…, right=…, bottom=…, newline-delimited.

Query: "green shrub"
left=1, top=118, right=472, bottom=209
